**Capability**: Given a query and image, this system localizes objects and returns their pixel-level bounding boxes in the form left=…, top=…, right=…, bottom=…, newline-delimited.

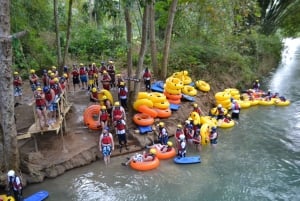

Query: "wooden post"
left=33, top=136, right=38, bottom=152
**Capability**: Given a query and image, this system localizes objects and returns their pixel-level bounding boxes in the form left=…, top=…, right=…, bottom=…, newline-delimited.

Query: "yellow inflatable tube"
left=196, top=80, right=210, bottom=92
left=215, top=92, right=231, bottom=101
left=272, top=98, right=290, bottom=106
left=148, top=92, right=167, bottom=103
left=137, top=92, right=149, bottom=99
left=164, top=87, right=182, bottom=95
left=200, top=123, right=210, bottom=145
left=217, top=119, right=235, bottom=128
left=133, top=98, right=153, bottom=111
left=98, top=89, right=114, bottom=105
left=189, top=111, right=201, bottom=125
left=200, top=116, right=217, bottom=127
left=153, top=101, right=170, bottom=109
left=182, top=85, right=197, bottom=96
left=210, top=107, right=228, bottom=116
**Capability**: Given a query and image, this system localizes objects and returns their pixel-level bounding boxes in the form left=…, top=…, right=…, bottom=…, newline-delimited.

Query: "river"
left=25, top=38, right=300, bottom=201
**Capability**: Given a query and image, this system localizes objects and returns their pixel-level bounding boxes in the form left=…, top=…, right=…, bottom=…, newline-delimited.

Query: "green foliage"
left=69, top=24, right=126, bottom=62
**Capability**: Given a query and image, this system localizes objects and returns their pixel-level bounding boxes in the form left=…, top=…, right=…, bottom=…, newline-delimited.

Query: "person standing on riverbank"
left=7, top=170, right=23, bottom=201
left=114, top=119, right=129, bottom=152
left=231, top=99, right=240, bottom=120
left=210, top=127, right=218, bottom=147
left=99, top=127, right=114, bottom=165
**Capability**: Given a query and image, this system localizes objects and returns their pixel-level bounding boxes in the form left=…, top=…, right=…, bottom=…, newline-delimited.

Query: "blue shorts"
left=14, top=87, right=22, bottom=96
left=80, top=75, right=87, bottom=83
left=102, top=145, right=112, bottom=156
left=48, top=102, right=57, bottom=112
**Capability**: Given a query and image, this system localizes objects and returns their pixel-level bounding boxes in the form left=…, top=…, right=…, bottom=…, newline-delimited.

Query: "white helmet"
left=179, top=134, right=185, bottom=140
left=7, top=170, right=15, bottom=177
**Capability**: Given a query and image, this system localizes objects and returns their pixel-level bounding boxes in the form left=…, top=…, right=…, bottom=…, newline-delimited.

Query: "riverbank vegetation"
left=11, top=0, right=283, bottom=87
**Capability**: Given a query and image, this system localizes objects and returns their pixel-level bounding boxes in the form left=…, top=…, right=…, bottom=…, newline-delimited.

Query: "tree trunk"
left=0, top=0, right=20, bottom=172
left=133, top=1, right=149, bottom=100
left=161, top=0, right=178, bottom=79
left=149, top=0, right=159, bottom=78
left=54, top=0, right=62, bottom=72
left=124, top=2, right=134, bottom=112
left=62, top=0, right=73, bottom=67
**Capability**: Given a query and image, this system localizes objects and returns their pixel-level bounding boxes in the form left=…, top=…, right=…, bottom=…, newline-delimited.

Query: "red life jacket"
left=35, top=94, right=46, bottom=106
left=194, top=108, right=202, bottom=115
left=79, top=67, right=86, bottom=75
left=143, top=71, right=151, bottom=78
left=88, top=69, right=94, bottom=76
left=91, top=92, right=98, bottom=99
left=30, top=74, right=38, bottom=84
left=72, top=70, right=79, bottom=76
left=119, top=87, right=127, bottom=96
left=100, top=111, right=109, bottom=121
left=102, top=134, right=112, bottom=144
left=116, top=121, right=125, bottom=130
left=10, top=176, right=22, bottom=191
left=102, top=75, right=110, bottom=81
left=217, top=108, right=224, bottom=115
left=45, top=91, right=53, bottom=102
left=175, top=129, right=183, bottom=139
left=13, top=77, right=21, bottom=86
left=113, top=108, right=122, bottom=119
left=234, top=102, right=240, bottom=110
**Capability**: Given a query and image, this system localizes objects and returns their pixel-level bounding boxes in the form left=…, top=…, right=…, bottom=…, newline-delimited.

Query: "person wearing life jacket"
left=215, top=104, right=225, bottom=120
left=252, top=79, right=260, bottom=92
left=231, top=99, right=240, bottom=120
left=112, top=101, right=126, bottom=122
left=177, top=134, right=187, bottom=158
left=98, top=105, right=110, bottom=129
left=34, top=87, right=48, bottom=129
left=79, top=63, right=87, bottom=90
left=99, top=61, right=107, bottom=74
left=92, top=63, right=99, bottom=89
left=41, top=69, right=50, bottom=87
left=49, top=77, right=62, bottom=97
left=118, top=82, right=128, bottom=111
left=157, top=122, right=169, bottom=145
left=99, top=127, right=114, bottom=166
left=116, top=74, right=125, bottom=88
left=146, top=141, right=173, bottom=153
left=107, top=60, right=116, bottom=88
left=13, top=71, right=23, bottom=103
left=87, top=64, right=95, bottom=91
left=175, top=124, right=184, bottom=146
left=142, top=67, right=152, bottom=91
left=193, top=126, right=202, bottom=152
left=192, top=103, right=203, bottom=116
left=184, top=119, right=194, bottom=145
left=223, top=114, right=232, bottom=123
left=122, top=148, right=156, bottom=166
left=59, top=73, right=68, bottom=92
left=44, top=86, right=56, bottom=125
left=102, top=95, right=113, bottom=118
left=89, top=87, right=99, bottom=103
left=101, top=70, right=112, bottom=90
left=114, top=119, right=128, bottom=152
left=29, top=69, right=39, bottom=91
left=210, top=126, right=218, bottom=146
left=263, top=89, right=273, bottom=101
left=71, top=65, right=80, bottom=92
left=7, top=170, right=23, bottom=201
left=51, top=66, right=59, bottom=77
